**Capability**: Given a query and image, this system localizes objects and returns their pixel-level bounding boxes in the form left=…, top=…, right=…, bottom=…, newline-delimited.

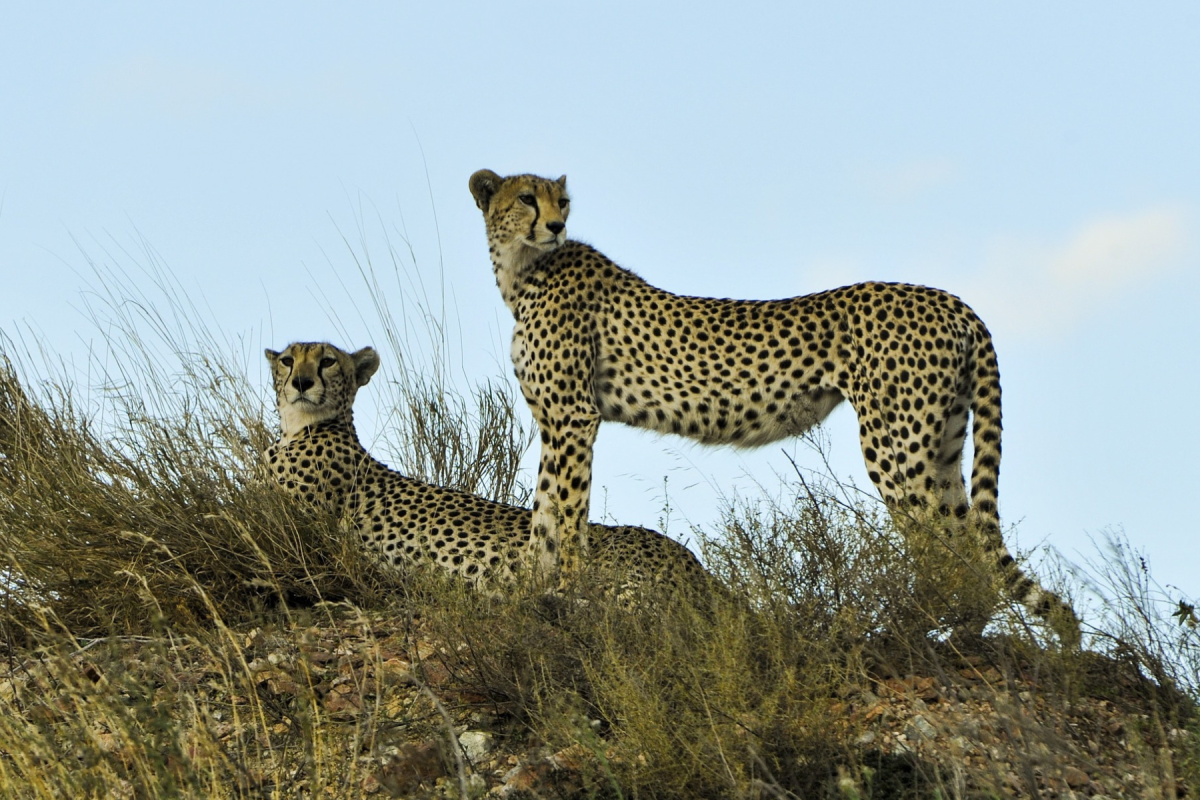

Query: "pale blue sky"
left=2, top=3, right=1197, bottom=593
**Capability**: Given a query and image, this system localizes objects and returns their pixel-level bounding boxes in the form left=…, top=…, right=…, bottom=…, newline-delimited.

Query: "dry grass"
left=0, top=229, right=1197, bottom=798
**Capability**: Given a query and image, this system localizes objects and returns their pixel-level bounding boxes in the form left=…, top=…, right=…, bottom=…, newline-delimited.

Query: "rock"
left=376, top=658, right=412, bottom=686
left=325, top=690, right=362, bottom=715
left=906, top=714, right=936, bottom=742
left=459, top=730, right=494, bottom=762
left=493, top=762, right=551, bottom=797
left=548, top=743, right=590, bottom=770
left=306, top=649, right=338, bottom=664
left=1062, top=765, right=1089, bottom=789
left=489, top=744, right=590, bottom=797
left=375, top=742, right=448, bottom=796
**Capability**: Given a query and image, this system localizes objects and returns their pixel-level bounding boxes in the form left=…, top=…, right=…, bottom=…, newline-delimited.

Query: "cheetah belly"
left=594, top=350, right=843, bottom=448
left=777, top=388, right=845, bottom=438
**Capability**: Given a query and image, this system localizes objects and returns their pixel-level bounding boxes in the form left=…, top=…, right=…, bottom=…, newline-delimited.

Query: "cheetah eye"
left=319, top=357, right=336, bottom=369
left=280, top=356, right=294, bottom=367
left=558, top=198, right=569, bottom=209
left=518, top=194, right=536, bottom=206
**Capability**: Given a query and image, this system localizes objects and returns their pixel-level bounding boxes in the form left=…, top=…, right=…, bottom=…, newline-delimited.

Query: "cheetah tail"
left=968, top=325, right=1081, bottom=648
left=966, top=325, right=1002, bottom=535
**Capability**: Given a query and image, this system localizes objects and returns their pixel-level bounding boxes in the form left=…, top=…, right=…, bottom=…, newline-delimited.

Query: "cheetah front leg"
left=529, top=409, right=600, bottom=580
left=511, top=309, right=602, bottom=582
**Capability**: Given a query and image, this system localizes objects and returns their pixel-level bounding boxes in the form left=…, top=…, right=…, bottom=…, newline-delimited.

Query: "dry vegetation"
left=1, top=241, right=1198, bottom=798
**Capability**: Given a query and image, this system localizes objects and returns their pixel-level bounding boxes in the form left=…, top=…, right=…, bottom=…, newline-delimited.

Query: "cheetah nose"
left=292, top=376, right=315, bottom=393
left=546, top=221, right=565, bottom=235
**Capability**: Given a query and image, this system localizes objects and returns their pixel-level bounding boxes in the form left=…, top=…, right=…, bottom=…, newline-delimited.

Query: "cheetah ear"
left=469, top=169, right=502, bottom=213
left=351, top=347, right=380, bottom=387
left=265, top=348, right=282, bottom=365
left=556, top=175, right=567, bottom=189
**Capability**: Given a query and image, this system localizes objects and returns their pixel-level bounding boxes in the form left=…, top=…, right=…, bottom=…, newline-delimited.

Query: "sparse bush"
left=0, top=227, right=1195, bottom=798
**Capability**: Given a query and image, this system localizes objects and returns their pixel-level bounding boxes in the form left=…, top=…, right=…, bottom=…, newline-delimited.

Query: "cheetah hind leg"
left=930, top=403, right=999, bottom=638
left=895, top=508, right=998, bottom=642
left=851, top=398, right=993, bottom=639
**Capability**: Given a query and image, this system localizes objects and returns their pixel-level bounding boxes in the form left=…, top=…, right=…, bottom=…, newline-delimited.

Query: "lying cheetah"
left=469, top=169, right=1080, bottom=643
left=264, top=341, right=713, bottom=598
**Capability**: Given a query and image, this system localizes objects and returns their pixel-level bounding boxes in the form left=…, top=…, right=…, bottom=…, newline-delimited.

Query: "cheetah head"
left=469, top=170, right=569, bottom=269
left=265, top=342, right=380, bottom=435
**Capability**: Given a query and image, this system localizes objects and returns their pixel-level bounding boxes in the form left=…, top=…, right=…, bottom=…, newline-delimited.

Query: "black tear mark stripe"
left=528, top=192, right=541, bottom=239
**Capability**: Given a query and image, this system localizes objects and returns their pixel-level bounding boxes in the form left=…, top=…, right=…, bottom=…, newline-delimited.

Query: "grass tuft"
left=0, top=228, right=1196, bottom=797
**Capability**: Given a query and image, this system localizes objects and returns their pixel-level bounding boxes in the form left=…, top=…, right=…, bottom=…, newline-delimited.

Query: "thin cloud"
left=796, top=205, right=1193, bottom=340
left=965, top=205, right=1192, bottom=337
left=1049, top=207, right=1188, bottom=290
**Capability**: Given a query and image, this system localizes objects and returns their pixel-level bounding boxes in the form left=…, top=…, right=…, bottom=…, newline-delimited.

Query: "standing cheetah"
left=469, top=169, right=1079, bottom=643
left=264, top=341, right=713, bottom=599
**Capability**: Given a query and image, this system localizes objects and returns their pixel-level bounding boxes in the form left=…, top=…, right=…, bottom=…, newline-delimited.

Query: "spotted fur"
left=469, top=169, right=1080, bottom=644
left=263, top=341, right=713, bottom=598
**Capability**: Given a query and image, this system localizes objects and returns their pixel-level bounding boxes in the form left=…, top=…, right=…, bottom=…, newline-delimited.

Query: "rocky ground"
left=0, top=606, right=1192, bottom=798
left=839, top=664, right=1188, bottom=798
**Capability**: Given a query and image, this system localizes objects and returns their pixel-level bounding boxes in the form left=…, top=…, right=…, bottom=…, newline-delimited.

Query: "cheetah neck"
left=268, top=418, right=387, bottom=515
left=272, top=419, right=380, bottom=485
left=488, top=234, right=558, bottom=313
left=301, top=417, right=358, bottom=443
left=278, top=408, right=356, bottom=444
